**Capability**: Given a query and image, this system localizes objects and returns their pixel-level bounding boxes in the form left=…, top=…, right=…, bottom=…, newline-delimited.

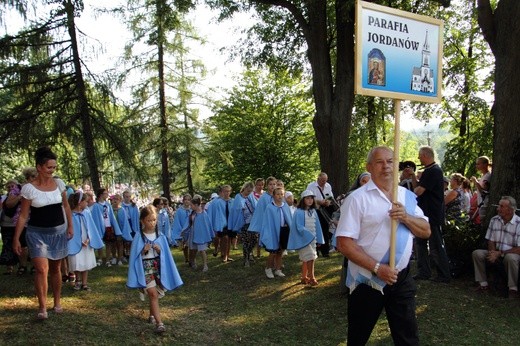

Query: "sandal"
left=309, top=279, right=319, bottom=286
left=17, top=266, right=27, bottom=275
left=53, top=306, right=63, bottom=314
left=81, top=285, right=91, bottom=291
left=300, top=277, right=310, bottom=284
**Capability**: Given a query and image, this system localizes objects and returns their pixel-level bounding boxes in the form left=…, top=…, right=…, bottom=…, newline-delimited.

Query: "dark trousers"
left=415, top=223, right=451, bottom=280
left=347, top=266, right=419, bottom=346
left=317, top=210, right=330, bottom=256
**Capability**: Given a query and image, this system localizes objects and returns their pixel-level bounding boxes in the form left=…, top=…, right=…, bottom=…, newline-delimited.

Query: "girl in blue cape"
left=228, top=182, right=256, bottom=267
left=171, top=194, right=192, bottom=263
left=90, top=188, right=122, bottom=267
left=111, top=194, right=133, bottom=265
left=288, top=190, right=324, bottom=286
left=127, top=205, right=183, bottom=334
left=184, top=195, right=213, bottom=272
left=122, top=190, right=140, bottom=261
left=68, top=191, right=104, bottom=291
left=261, top=187, right=293, bottom=279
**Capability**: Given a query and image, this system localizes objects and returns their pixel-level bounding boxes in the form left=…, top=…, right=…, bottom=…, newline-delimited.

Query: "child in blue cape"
left=288, top=190, right=324, bottom=286
left=68, top=191, right=104, bottom=291
left=184, top=195, right=213, bottom=272
left=127, top=205, right=183, bottom=334
left=260, top=187, right=292, bottom=279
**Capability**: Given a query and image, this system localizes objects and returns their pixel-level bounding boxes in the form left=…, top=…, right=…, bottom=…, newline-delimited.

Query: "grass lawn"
left=1, top=245, right=520, bottom=345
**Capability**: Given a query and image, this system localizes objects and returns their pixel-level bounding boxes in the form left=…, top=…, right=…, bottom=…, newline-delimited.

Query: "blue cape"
left=90, top=202, right=122, bottom=236
left=68, top=210, right=105, bottom=255
left=158, top=209, right=171, bottom=242
left=114, top=207, right=133, bottom=241
left=206, top=197, right=232, bottom=232
left=126, top=232, right=183, bottom=291
left=260, top=202, right=293, bottom=250
left=190, top=211, right=214, bottom=244
left=122, top=202, right=140, bottom=234
left=228, top=193, right=248, bottom=232
left=171, top=207, right=191, bottom=240
left=287, top=208, right=324, bottom=250
left=248, top=192, right=272, bottom=233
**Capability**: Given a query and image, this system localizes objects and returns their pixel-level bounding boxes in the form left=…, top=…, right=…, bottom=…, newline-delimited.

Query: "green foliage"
left=412, top=1, right=494, bottom=177
left=118, top=0, right=204, bottom=196
left=0, top=1, right=146, bottom=190
left=443, top=216, right=483, bottom=277
left=203, top=69, right=319, bottom=193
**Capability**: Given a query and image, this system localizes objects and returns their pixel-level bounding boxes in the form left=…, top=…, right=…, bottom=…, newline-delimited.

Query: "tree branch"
left=476, top=0, right=497, bottom=55
left=251, top=0, right=310, bottom=38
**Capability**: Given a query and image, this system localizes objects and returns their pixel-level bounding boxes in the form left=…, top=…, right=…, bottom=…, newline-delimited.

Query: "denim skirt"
left=26, top=223, right=68, bottom=260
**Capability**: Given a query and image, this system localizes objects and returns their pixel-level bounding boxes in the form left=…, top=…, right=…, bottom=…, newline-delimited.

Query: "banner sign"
left=355, top=1, right=443, bottom=103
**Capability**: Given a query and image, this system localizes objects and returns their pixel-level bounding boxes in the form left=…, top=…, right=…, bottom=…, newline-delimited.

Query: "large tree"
left=203, top=69, right=319, bottom=192
left=477, top=0, right=520, bottom=215
left=120, top=0, right=197, bottom=198
left=0, top=0, right=140, bottom=189
left=208, top=0, right=450, bottom=194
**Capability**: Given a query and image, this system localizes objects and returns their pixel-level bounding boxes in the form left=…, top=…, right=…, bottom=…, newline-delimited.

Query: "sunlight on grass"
left=2, top=250, right=520, bottom=344
left=416, top=303, right=428, bottom=314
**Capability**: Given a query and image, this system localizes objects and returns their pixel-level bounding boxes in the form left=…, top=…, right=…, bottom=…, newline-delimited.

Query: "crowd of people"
left=1, top=144, right=518, bottom=342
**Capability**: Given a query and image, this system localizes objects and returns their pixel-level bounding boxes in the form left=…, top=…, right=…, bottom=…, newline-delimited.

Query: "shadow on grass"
left=2, top=250, right=519, bottom=345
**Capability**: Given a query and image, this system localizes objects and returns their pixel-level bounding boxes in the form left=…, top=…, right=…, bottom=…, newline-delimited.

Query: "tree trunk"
left=477, top=0, right=520, bottom=218
left=308, top=0, right=354, bottom=195
left=65, top=0, right=101, bottom=191
left=157, top=0, right=171, bottom=200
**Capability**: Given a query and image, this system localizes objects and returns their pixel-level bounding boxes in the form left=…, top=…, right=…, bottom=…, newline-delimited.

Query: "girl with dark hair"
left=184, top=195, right=213, bottom=272
left=90, top=188, right=122, bottom=266
left=12, top=146, right=73, bottom=319
left=67, top=191, right=104, bottom=291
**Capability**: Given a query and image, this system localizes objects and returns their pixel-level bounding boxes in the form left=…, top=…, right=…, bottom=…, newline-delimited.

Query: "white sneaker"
left=106, top=261, right=112, bottom=267
left=110, top=258, right=117, bottom=265
left=96, top=259, right=102, bottom=266
left=117, top=260, right=123, bottom=266
left=274, top=269, right=286, bottom=277
left=138, top=289, right=145, bottom=301
left=265, top=268, right=275, bottom=279
left=202, top=265, right=208, bottom=272
left=122, top=257, right=128, bottom=264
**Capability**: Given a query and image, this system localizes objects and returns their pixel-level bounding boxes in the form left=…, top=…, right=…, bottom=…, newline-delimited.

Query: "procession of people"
left=2, top=144, right=516, bottom=344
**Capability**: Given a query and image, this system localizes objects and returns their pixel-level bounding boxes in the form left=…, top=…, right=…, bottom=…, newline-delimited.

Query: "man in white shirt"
left=336, top=146, right=430, bottom=345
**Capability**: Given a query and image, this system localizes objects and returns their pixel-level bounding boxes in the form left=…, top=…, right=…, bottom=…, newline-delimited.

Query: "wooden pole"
left=390, top=99, right=401, bottom=269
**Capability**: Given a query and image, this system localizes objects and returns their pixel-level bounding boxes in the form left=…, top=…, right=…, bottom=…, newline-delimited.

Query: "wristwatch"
left=373, top=262, right=380, bottom=275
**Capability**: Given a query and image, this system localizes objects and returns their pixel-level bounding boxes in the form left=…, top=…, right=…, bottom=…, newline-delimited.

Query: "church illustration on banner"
left=410, top=30, right=434, bottom=93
